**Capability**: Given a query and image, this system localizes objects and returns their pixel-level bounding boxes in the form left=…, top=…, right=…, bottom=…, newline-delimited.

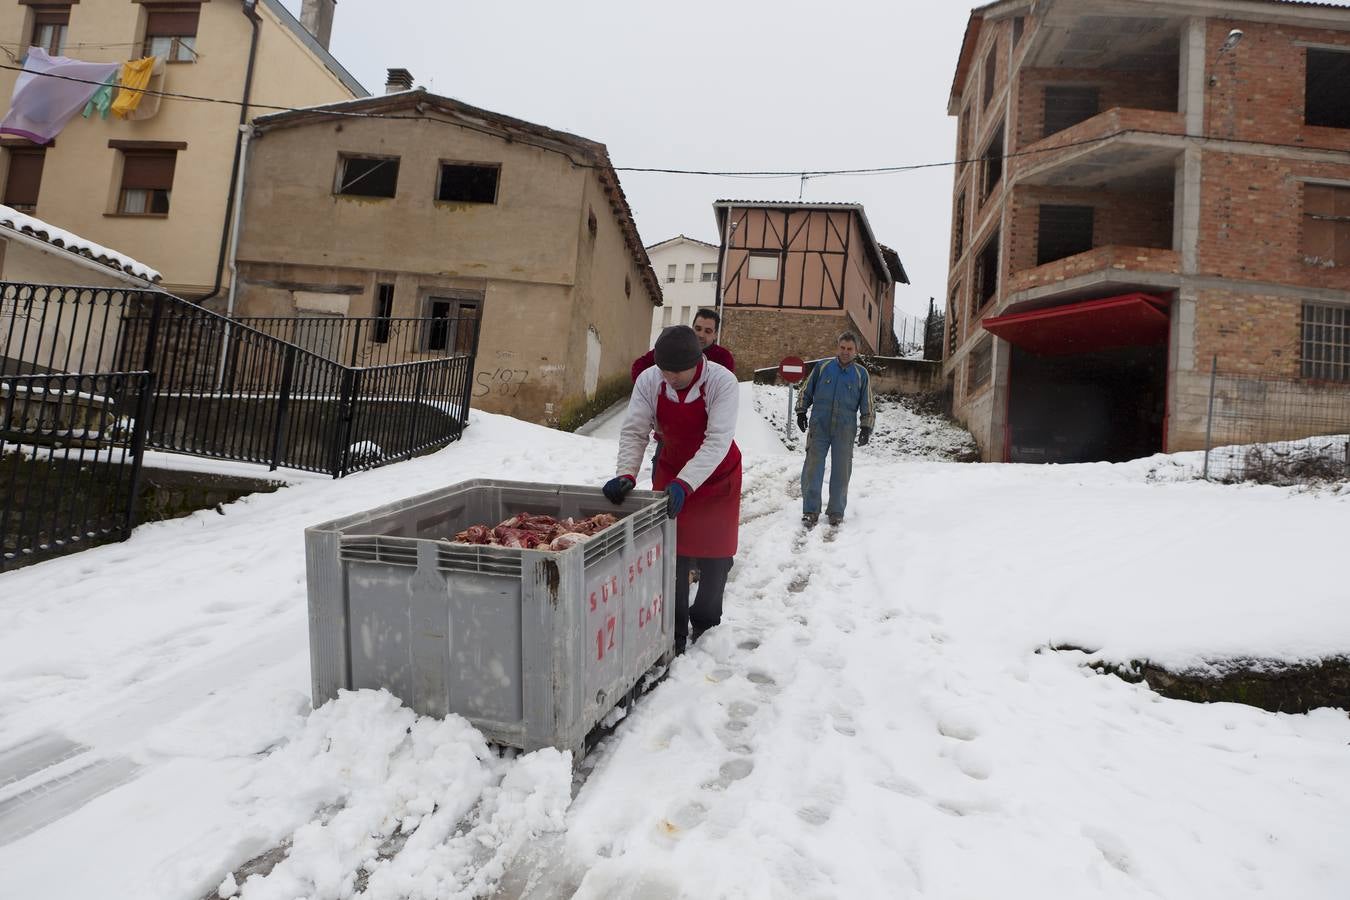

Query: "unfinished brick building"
left=945, top=0, right=1350, bottom=462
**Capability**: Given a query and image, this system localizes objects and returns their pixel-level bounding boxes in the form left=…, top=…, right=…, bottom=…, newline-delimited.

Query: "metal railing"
left=1200, top=357, right=1350, bottom=484
left=1, top=370, right=151, bottom=571
left=231, top=315, right=475, bottom=369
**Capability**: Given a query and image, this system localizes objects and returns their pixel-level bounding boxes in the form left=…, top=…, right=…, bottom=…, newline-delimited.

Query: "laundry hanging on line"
left=81, top=73, right=118, bottom=121
left=111, top=56, right=156, bottom=119
left=0, top=47, right=120, bottom=144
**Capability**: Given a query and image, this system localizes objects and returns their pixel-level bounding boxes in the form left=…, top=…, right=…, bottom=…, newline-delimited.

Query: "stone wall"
left=721, top=307, right=866, bottom=380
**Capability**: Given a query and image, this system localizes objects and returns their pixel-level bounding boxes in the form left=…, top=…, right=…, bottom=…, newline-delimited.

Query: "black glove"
left=603, top=475, right=635, bottom=505
left=858, top=426, right=872, bottom=446
left=796, top=412, right=808, bottom=433
left=665, top=480, right=688, bottom=518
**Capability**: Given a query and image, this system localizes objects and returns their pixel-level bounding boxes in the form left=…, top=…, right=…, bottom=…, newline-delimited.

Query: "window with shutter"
left=144, top=5, right=200, bottom=63
left=1302, top=184, right=1350, bottom=267
left=3, top=148, right=46, bottom=213
left=30, top=6, right=70, bottom=57
left=118, top=150, right=176, bottom=215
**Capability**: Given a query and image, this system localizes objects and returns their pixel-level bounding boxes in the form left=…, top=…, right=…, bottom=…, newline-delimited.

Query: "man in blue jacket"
left=796, top=331, right=874, bottom=528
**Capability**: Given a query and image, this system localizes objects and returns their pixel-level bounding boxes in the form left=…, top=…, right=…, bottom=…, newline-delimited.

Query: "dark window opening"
left=983, top=44, right=998, bottom=109
left=1306, top=49, right=1350, bottom=129
left=1013, top=16, right=1025, bottom=46
left=1302, top=302, right=1350, bottom=382
left=625, top=275, right=632, bottom=298
left=425, top=298, right=479, bottom=354
left=958, top=109, right=971, bottom=168
left=952, top=191, right=967, bottom=262
left=1044, top=85, right=1101, bottom=138
left=1037, top=204, right=1095, bottom=265
left=426, top=299, right=452, bottom=352
left=948, top=285, right=961, bottom=357
left=144, top=5, right=200, bottom=63
left=976, top=229, right=1001, bottom=310
left=373, top=283, right=394, bottom=343
left=969, top=338, right=993, bottom=392
left=118, top=150, right=176, bottom=215
left=3, top=147, right=46, bottom=213
left=31, top=5, right=70, bottom=57
left=981, top=123, right=1005, bottom=203
left=437, top=163, right=499, bottom=203
left=1302, top=183, right=1350, bottom=267
left=338, top=155, right=399, bottom=198
left=588, top=207, right=598, bottom=236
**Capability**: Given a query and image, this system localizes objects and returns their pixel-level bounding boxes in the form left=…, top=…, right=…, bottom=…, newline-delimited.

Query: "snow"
left=1, top=395, right=1348, bottom=899
left=0, top=203, right=161, bottom=283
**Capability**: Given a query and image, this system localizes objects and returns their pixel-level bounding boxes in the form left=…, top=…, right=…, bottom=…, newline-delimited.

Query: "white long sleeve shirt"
left=616, top=361, right=739, bottom=491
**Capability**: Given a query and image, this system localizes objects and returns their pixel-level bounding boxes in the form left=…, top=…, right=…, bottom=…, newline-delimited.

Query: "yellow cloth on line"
left=111, top=57, right=156, bottom=119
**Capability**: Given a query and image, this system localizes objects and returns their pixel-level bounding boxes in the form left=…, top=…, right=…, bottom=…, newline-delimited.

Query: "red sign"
left=778, top=356, right=806, bottom=384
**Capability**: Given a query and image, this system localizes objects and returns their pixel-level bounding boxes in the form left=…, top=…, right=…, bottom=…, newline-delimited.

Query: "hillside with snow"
left=0, top=390, right=1348, bottom=899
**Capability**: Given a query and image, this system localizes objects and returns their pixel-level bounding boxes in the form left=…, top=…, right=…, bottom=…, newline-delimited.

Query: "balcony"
left=1015, top=108, right=1186, bottom=190
left=1006, top=245, right=1181, bottom=307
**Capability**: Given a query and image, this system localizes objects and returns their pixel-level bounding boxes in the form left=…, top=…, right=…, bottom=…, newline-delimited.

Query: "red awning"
left=982, top=293, right=1170, bottom=356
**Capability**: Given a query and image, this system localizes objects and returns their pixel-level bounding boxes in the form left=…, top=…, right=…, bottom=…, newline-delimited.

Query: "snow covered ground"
left=1, top=391, right=1348, bottom=899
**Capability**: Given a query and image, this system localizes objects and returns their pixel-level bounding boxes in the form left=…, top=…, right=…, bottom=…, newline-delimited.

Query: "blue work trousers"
left=801, top=417, right=856, bottom=518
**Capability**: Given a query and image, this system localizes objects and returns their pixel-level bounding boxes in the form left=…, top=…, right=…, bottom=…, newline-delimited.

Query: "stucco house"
left=231, top=85, right=661, bottom=425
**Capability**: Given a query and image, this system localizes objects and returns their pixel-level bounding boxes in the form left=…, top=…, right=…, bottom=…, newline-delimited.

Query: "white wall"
left=646, top=238, right=719, bottom=347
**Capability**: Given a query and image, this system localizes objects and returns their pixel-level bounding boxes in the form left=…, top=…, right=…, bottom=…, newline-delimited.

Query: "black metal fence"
left=1200, top=357, right=1350, bottom=484
left=231, top=315, right=475, bottom=369
left=0, top=281, right=481, bottom=569
left=1, top=370, right=151, bottom=571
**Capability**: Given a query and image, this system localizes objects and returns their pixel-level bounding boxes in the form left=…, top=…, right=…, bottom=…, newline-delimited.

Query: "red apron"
left=652, top=379, right=742, bottom=558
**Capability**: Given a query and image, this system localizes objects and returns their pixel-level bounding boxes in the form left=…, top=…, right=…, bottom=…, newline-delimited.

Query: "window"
left=666, top=264, right=677, bottom=284
left=144, top=5, right=199, bottom=63
left=1302, top=303, right=1350, bottom=381
left=118, top=150, right=176, bottom=215
left=3, top=147, right=46, bottom=213
left=437, top=163, right=499, bottom=203
left=981, top=123, right=1005, bottom=203
left=958, top=109, right=971, bottom=168
left=587, top=208, right=597, bottom=236
left=1037, top=204, right=1095, bottom=265
left=625, top=275, right=632, bottom=298
left=952, top=190, right=966, bottom=262
left=969, top=338, right=993, bottom=392
left=983, top=44, right=998, bottom=109
left=684, top=263, right=696, bottom=282
left=1044, top=86, right=1100, bottom=138
left=1013, top=16, right=1026, bottom=46
left=661, top=306, right=672, bottom=327
left=337, top=155, right=399, bottom=198
left=948, top=285, right=961, bottom=356
left=373, top=283, right=394, bottom=344
left=700, top=263, right=718, bottom=282
left=975, top=229, right=1001, bottom=310
left=1306, top=49, right=1350, bottom=129
left=748, top=252, right=779, bottom=281
left=30, top=5, right=69, bottom=57
left=1302, top=184, right=1350, bottom=267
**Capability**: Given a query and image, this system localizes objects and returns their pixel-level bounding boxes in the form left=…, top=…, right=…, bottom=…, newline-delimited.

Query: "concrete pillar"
left=1179, top=16, right=1207, bottom=137
left=1178, top=147, right=1203, bottom=275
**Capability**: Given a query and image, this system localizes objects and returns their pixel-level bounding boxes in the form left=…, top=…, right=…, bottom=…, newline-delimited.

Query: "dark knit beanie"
left=653, top=325, right=703, bottom=371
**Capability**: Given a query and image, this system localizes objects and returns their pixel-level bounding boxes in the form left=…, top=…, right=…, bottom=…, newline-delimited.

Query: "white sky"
left=277, top=0, right=969, bottom=319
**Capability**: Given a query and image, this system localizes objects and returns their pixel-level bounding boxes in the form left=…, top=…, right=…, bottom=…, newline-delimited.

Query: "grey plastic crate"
left=305, top=479, right=675, bottom=758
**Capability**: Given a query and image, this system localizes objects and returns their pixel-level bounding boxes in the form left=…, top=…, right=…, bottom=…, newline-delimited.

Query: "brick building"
left=714, top=201, right=908, bottom=377
left=945, top=0, right=1350, bottom=462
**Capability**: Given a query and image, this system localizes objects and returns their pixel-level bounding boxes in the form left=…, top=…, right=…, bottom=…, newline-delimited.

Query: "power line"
left=2, top=60, right=1348, bottom=180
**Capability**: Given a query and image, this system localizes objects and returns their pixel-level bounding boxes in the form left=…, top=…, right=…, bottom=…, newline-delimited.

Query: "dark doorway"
left=1008, top=343, right=1166, bottom=463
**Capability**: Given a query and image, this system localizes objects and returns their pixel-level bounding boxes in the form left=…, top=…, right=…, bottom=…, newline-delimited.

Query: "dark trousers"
left=675, top=556, right=734, bottom=647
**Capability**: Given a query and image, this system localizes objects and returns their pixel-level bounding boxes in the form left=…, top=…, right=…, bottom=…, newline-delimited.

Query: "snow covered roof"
left=0, top=205, right=161, bottom=283
left=645, top=234, right=718, bottom=252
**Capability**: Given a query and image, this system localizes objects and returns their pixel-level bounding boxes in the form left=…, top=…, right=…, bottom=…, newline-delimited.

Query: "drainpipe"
left=198, top=0, right=261, bottom=304
left=217, top=122, right=254, bottom=390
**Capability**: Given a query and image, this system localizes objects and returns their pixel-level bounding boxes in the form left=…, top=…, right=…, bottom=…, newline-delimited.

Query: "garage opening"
left=984, top=293, right=1170, bottom=464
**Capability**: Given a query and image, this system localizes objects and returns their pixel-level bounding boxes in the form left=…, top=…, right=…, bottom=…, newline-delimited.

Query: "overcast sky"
left=277, top=0, right=970, bottom=319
